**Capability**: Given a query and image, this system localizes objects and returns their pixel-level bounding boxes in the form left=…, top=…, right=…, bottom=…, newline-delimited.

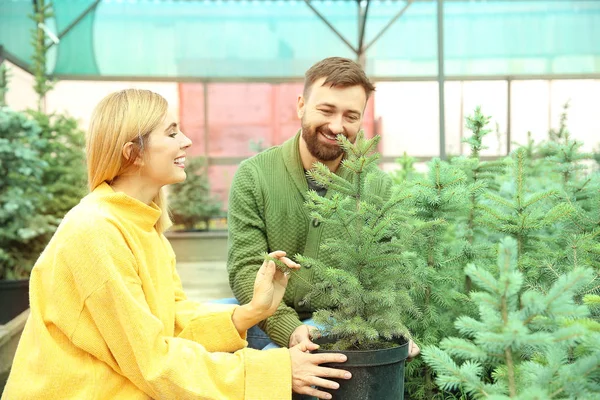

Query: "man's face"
left=298, top=77, right=367, bottom=162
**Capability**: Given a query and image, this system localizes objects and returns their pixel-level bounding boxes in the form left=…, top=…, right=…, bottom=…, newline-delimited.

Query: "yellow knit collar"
left=90, top=182, right=162, bottom=231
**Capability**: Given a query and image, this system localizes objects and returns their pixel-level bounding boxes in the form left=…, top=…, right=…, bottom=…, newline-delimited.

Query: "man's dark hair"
left=303, top=57, right=376, bottom=100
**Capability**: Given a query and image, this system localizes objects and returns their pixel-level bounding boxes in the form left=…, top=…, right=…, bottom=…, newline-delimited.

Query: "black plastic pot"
left=0, top=279, right=29, bottom=324
left=313, top=337, right=409, bottom=400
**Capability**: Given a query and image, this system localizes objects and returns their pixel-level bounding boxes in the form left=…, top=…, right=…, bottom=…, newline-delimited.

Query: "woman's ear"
left=122, top=142, right=144, bottom=166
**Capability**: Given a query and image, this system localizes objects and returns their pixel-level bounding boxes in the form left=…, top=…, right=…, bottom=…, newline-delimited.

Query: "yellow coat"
left=2, top=183, right=291, bottom=399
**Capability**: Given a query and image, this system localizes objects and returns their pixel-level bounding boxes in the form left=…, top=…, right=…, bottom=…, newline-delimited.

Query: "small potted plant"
left=271, top=131, right=418, bottom=399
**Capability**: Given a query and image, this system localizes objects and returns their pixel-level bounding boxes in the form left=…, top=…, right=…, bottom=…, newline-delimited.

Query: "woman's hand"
left=250, top=250, right=299, bottom=318
left=290, top=341, right=351, bottom=400
left=232, top=251, right=299, bottom=333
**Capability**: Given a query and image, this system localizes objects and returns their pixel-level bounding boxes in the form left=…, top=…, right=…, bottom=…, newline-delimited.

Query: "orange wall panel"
left=179, top=83, right=206, bottom=156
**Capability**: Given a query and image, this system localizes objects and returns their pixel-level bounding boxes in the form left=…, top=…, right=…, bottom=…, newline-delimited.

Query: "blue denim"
left=210, top=297, right=316, bottom=350
left=209, top=297, right=269, bottom=349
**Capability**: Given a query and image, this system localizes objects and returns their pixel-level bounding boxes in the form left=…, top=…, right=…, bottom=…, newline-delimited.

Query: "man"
left=227, top=56, right=420, bottom=358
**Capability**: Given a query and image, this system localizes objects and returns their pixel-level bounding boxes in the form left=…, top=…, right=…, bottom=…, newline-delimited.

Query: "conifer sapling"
left=422, top=237, right=599, bottom=399
left=293, top=131, right=418, bottom=350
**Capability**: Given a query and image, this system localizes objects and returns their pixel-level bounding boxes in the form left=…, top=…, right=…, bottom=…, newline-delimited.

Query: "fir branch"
left=307, top=165, right=354, bottom=195
left=465, top=264, right=500, bottom=296
left=544, top=268, right=594, bottom=313
left=477, top=204, right=512, bottom=224
left=485, top=192, right=518, bottom=211
left=369, top=189, right=413, bottom=229
left=522, top=191, right=559, bottom=208
left=442, top=337, right=490, bottom=362
left=583, top=294, right=600, bottom=311
left=542, top=203, right=575, bottom=226
left=338, top=131, right=379, bottom=158
left=262, top=253, right=312, bottom=287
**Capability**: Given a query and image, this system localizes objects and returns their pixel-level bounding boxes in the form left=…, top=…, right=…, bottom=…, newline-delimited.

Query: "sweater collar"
left=90, top=182, right=162, bottom=231
left=281, top=130, right=352, bottom=200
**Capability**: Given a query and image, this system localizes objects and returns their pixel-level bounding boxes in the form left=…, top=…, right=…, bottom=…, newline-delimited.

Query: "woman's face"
left=137, top=111, right=192, bottom=188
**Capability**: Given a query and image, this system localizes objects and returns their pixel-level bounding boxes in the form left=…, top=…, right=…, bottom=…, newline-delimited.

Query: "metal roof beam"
left=357, top=0, right=370, bottom=57
left=303, top=0, right=359, bottom=55
left=45, top=0, right=102, bottom=52
left=0, top=46, right=34, bottom=75
left=362, top=0, right=412, bottom=53
left=437, top=0, right=445, bottom=159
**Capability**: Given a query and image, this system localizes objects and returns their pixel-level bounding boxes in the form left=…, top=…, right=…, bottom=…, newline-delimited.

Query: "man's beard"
left=301, top=119, right=346, bottom=162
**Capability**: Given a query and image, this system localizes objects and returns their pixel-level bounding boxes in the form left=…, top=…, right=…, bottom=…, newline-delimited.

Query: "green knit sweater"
left=227, top=131, right=392, bottom=347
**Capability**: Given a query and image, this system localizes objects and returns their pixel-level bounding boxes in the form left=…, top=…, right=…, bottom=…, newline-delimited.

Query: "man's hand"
left=289, top=325, right=420, bottom=360
left=407, top=339, right=420, bottom=360
left=289, top=324, right=319, bottom=348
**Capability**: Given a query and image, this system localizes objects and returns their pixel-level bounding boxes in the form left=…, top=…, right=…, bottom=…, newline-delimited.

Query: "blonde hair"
left=87, top=89, right=172, bottom=233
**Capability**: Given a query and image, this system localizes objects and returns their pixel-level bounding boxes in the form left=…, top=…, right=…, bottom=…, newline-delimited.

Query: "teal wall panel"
left=1, top=0, right=598, bottom=79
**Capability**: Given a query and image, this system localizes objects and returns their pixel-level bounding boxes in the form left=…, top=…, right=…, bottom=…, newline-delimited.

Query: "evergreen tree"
left=169, top=156, right=222, bottom=231
left=0, top=107, right=53, bottom=279
left=530, top=102, right=576, bottom=188
left=545, top=139, right=591, bottom=191
left=27, top=111, right=87, bottom=219
left=511, top=131, right=554, bottom=187
left=0, top=63, right=9, bottom=107
left=16, top=111, right=88, bottom=271
left=544, top=109, right=600, bottom=265
left=461, top=106, right=492, bottom=160
left=452, top=107, right=509, bottom=291
left=477, top=147, right=574, bottom=289
left=30, top=0, right=55, bottom=112
left=550, top=173, right=600, bottom=283
left=548, top=102, right=570, bottom=144
left=391, top=152, right=419, bottom=184
left=3, top=1, right=88, bottom=270
left=494, top=121, right=504, bottom=155
left=293, top=131, right=418, bottom=350
left=593, top=145, right=600, bottom=172
left=498, top=104, right=599, bottom=303
left=403, top=157, right=472, bottom=399
left=422, top=237, right=600, bottom=399
left=528, top=103, right=598, bottom=299
left=550, top=170, right=600, bottom=315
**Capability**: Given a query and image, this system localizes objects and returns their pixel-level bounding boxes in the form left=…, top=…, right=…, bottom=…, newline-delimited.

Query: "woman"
left=2, top=89, right=349, bottom=400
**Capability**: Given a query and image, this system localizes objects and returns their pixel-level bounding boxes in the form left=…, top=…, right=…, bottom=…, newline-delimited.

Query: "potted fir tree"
left=273, top=131, right=418, bottom=399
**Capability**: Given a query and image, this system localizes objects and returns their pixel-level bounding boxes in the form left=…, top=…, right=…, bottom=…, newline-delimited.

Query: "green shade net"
left=0, top=0, right=35, bottom=65
left=53, top=0, right=99, bottom=75
left=1, top=0, right=599, bottom=79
